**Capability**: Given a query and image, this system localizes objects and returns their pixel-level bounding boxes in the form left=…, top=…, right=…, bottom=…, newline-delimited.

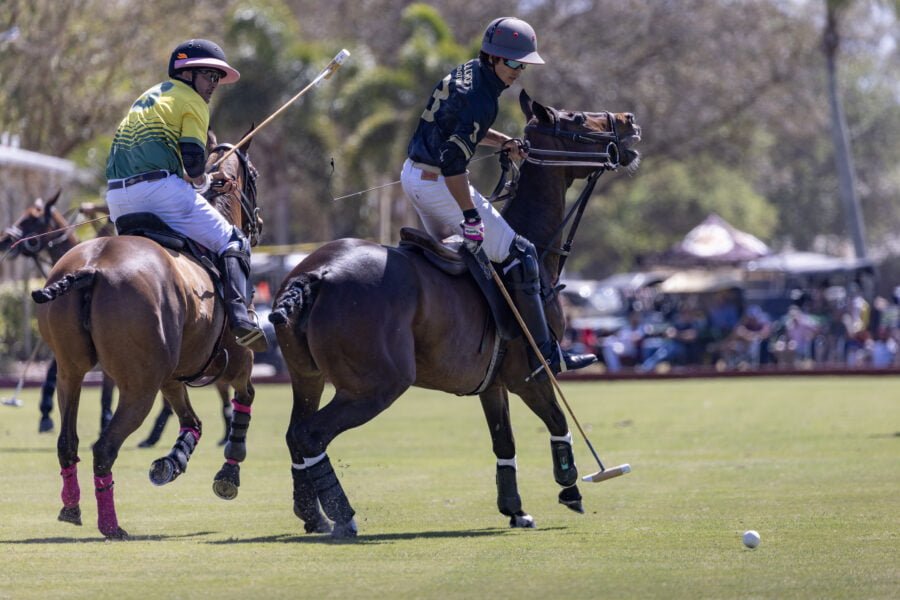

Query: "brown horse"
left=271, top=90, right=641, bottom=538
left=0, top=194, right=232, bottom=443
left=32, top=131, right=261, bottom=539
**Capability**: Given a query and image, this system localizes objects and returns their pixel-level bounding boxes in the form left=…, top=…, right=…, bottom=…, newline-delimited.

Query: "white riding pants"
left=400, top=159, right=516, bottom=263
left=106, top=174, right=233, bottom=255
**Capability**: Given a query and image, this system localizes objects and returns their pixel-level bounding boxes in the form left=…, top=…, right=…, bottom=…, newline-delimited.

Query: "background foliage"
left=1, top=0, right=899, bottom=278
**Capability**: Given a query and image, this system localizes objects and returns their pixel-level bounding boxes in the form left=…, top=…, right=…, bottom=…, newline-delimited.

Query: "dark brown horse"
left=271, top=91, right=641, bottom=538
left=0, top=194, right=233, bottom=443
left=32, top=132, right=261, bottom=539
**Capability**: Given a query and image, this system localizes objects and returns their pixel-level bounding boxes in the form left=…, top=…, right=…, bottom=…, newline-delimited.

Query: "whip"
left=213, top=49, right=351, bottom=168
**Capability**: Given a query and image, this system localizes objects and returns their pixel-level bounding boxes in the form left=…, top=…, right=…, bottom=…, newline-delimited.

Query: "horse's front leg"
left=511, top=382, right=584, bottom=514
left=479, top=385, right=535, bottom=528
left=213, top=356, right=254, bottom=501
left=215, top=381, right=232, bottom=446
left=149, top=382, right=202, bottom=486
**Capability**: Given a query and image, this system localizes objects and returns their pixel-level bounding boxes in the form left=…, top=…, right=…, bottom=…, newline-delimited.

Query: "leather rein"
left=206, top=143, right=261, bottom=247
left=490, top=111, right=622, bottom=278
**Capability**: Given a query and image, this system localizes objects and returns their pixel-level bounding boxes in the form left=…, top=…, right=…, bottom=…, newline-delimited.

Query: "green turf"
left=0, top=377, right=897, bottom=599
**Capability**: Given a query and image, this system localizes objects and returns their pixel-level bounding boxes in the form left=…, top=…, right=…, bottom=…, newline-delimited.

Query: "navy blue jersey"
left=407, top=58, right=507, bottom=176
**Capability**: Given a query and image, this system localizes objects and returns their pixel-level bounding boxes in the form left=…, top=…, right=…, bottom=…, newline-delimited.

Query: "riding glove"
left=460, top=209, right=484, bottom=254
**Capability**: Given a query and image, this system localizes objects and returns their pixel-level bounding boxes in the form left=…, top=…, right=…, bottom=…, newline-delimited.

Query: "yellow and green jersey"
left=106, top=79, right=208, bottom=179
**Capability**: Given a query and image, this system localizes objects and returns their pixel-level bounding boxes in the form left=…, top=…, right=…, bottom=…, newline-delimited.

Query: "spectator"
left=842, top=284, right=871, bottom=367
left=637, top=302, right=706, bottom=373
left=600, top=310, right=645, bottom=372
left=718, top=305, right=773, bottom=369
left=770, top=304, right=821, bottom=368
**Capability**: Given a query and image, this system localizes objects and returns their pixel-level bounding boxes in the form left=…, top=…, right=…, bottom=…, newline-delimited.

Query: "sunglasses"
left=502, top=59, right=526, bottom=71
left=195, top=69, right=222, bottom=84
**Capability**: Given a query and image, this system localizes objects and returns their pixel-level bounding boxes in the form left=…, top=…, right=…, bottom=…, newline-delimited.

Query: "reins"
left=206, top=143, right=261, bottom=246
left=492, top=110, right=622, bottom=278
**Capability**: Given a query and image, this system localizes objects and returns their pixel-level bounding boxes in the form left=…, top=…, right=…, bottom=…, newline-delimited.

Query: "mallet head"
left=582, top=463, right=631, bottom=483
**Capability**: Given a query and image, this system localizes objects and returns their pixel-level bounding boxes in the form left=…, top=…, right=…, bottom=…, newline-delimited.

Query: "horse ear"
left=206, top=129, right=218, bottom=152
left=46, top=189, right=62, bottom=210
left=520, top=89, right=553, bottom=124
left=520, top=89, right=533, bottom=120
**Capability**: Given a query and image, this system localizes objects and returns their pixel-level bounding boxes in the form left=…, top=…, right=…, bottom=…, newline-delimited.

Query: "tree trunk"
left=823, top=3, right=867, bottom=258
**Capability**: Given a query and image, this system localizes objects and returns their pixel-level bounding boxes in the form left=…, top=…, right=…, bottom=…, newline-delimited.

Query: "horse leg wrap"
left=224, top=400, right=251, bottom=464
left=292, top=465, right=331, bottom=534
left=94, top=473, right=124, bottom=538
left=305, top=455, right=355, bottom=524
left=58, top=459, right=82, bottom=526
left=149, top=428, right=199, bottom=485
left=495, top=464, right=523, bottom=517
left=550, top=433, right=579, bottom=487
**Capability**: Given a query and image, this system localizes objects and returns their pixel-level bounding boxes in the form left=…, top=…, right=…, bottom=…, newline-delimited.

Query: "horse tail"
left=269, top=272, right=320, bottom=329
left=31, top=269, right=97, bottom=304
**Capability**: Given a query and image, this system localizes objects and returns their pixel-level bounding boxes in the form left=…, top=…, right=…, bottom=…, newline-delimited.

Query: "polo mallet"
left=212, top=48, right=351, bottom=168
left=1, top=340, right=43, bottom=407
left=478, top=251, right=631, bottom=483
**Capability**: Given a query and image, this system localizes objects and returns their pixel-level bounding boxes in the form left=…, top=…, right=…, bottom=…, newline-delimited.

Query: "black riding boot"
left=505, top=237, right=596, bottom=380
left=221, top=252, right=266, bottom=351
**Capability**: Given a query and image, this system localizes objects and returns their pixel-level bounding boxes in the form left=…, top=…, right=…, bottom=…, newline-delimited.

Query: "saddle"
left=398, top=227, right=517, bottom=341
left=115, top=212, right=224, bottom=283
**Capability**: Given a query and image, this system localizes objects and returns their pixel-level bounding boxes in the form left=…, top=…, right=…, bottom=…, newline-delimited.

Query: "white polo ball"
left=742, top=530, right=761, bottom=549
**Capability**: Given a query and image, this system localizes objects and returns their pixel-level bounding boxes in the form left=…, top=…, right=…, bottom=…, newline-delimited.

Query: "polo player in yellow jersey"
left=105, top=39, right=264, bottom=348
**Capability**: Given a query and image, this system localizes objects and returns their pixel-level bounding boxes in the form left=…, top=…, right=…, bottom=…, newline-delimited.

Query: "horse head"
left=0, top=189, right=74, bottom=259
left=519, top=89, right=641, bottom=180
left=205, top=127, right=262, bottom=247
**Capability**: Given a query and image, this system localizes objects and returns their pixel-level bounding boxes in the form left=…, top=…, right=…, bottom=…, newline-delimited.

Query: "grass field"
left=0, top=377, right=897, bottom=599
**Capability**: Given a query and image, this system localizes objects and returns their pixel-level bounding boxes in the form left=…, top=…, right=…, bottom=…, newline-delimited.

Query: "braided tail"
left=32, top=269, right=96, bottom=304
left=268, top=273, right=320, bottom=327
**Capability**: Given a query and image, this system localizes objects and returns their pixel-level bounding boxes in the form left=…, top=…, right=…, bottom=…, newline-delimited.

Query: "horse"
left=0, top=191, right=116, bottom=433
left=31, top=130, right=262, bottom=539
left=0, top=194, right=233, bottom=444
left=270, top=90, right=641, bottom=538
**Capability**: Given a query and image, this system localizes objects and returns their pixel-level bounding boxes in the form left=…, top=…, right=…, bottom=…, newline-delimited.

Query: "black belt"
left=107, top=170, right=169, bottom=190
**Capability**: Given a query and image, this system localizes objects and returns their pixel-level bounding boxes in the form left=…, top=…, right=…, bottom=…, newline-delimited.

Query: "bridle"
left=206, top=143, right=261, bottom=246
left=523, top=110, right=621, bottom=170
left=503, top=109, right=625, bottom=277
left=2, top=206, right=74, bottom=277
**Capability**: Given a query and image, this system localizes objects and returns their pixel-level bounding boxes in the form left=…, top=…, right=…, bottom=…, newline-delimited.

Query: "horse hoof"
left=212, top=478, right=239, bottom=501
left=213, top=463, right=240, bottom=500
left=509, top=512, right=536, bottom=528
left=58, top=505, right=82, bottom=526
left=303, top=516, right=333, bottom=534
left=39, top=416, right=54, bottom=433
left=330, top=518, right=358, bottom=539
left=149, top=457, right=179, bottom=486
left=558, top=485, right=584, bottom=514
left=559, top=498, right=584, bottom=514
left=103, top=526, right=129, bottom=541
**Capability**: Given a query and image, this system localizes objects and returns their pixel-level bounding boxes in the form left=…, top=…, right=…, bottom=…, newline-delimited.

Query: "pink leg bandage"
left=231, top=399, right=252, bottom=414
left=60, top=460, right=81, bottom=508
left=94, top=473, right=119, bottom=536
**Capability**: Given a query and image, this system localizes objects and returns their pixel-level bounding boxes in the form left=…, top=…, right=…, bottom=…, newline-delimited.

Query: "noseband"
left=523, top=111, right=621, bottom=170
left=206, top=144, right=261, bottom=246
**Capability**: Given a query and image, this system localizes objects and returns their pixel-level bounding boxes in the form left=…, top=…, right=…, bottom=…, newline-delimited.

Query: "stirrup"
left=526, top=347, right=597, bottom=382
left=233, top=309, right=267, bottom=351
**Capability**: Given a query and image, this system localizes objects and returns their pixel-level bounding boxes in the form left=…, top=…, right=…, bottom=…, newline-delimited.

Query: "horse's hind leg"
left=55, top=369, right=84, bottom=528
left=90, top=386, right=157, bottom=539
left=289, top=381, right=410, bottom=539
left=284, top=371, right=331, bottom=534
left=479, top=386, right=535, bottom=528
left=137, top=397, right=172, bottom=448
left=215, top=382, right=232, bottom=446
left=149, top=382, right=203, bottom=487
left=98, top=372, right=115, bottom=433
